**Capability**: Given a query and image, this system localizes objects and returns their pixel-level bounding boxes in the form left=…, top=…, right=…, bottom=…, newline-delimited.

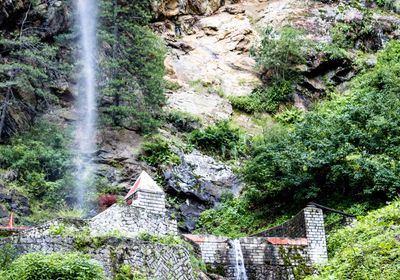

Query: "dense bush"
left=308, top=200, right=400, bottom=280
left=114, top=265, right=148, bottom=280
left=196, top=194, right=266, bottom=238
left=373, top=0, right=400, bottom=13
left=0, top=121, right=72, bottom=205
left=190, top=121, right=248, bottom=160
left=229, top=80, right=294, bottom=114
left=0, top=244, right=17, bottom=271
left=0, top=252, right=106, bottom=280
left=242, top=40, right=400, bottom=214
left=166, top=110, right=201, bottom=132
left=231, top=25, right=310, bottom=114
left=138, top=136, right=181, bottom=167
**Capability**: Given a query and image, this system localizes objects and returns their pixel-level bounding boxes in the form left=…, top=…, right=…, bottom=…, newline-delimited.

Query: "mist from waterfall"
left=74, top=0, right=98, bottom=208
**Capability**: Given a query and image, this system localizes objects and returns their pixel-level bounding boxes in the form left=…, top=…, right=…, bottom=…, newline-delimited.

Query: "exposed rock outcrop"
left=164, top=149, right=241, bottom=231
left=153, top=0, right=224, bottom=18
left=0, top=184, right=31, bottom=225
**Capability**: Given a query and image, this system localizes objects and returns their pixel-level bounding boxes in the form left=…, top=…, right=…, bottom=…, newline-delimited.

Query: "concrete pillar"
left=303, top=207, right=328, bottom=263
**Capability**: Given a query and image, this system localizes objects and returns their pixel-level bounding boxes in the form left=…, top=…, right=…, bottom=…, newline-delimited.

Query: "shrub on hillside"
left=189, top=121, right=248, bottom=160
left=0, top=121, right=72, bottom=205
left=308, top=200, right=400, bottom=280
left=138, top=136, right=181, bottom=167
left=0, top=252, right=106, bottom=280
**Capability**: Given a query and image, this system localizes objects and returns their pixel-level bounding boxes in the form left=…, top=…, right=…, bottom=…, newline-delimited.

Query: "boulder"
left=164, top=149, right=241, bottom=231
left=0, top=184, right=32, bottom=218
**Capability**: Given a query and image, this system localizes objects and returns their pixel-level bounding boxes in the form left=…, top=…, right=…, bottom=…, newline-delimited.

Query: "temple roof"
left=124, top=171, right=164, bottom=199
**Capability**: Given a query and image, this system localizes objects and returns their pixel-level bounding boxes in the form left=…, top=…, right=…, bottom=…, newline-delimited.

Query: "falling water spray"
left=74, top=0, right=98, bottom=208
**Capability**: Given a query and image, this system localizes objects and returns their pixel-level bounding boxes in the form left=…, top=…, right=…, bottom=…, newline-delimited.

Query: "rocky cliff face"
left=1, top=0, right=399, bottom=233
left=0, top=0, right=73, bottom=139
left=153, top=0, right=224, bottom=17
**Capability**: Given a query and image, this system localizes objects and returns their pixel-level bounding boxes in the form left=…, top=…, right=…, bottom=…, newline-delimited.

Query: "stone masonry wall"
left=184, top=206, right=328, bottom=280
left=256, top=210, right=306, bottom=239
left=303, top=207, right=328, bottom=263
left=0, top=234, right=195, bottom=280
left=89, top=204, right=178, bottom=236
left=132, top=190, right=166, bottom=215
left=184, top=235, right=309, bottom=280
left=256, top=206, right=328, bottom=264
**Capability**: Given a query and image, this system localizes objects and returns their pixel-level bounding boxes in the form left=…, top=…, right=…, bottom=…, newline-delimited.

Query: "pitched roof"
left=124, top=171, right=164, bottom=199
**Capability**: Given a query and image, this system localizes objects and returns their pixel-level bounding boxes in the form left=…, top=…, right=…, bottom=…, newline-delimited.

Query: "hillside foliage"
left=199, top=40, right=400, bottom=236
left=308, top=200, right=400, bottom=280
left=0, top=121, right=72, bottom=207
left=243, top=40, right=400, bottom=214
left=99, top=0, right=166, bottom=132
left=0, top=252, right=106, bottom=280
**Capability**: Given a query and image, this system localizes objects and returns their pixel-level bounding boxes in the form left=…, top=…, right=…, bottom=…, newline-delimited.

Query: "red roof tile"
left=266, top=237, right=308, bottom=246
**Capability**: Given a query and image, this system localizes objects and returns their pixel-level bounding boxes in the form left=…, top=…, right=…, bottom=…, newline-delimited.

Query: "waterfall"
left=74, top=0, right=98, bottom=208
left=231, top=239, right=248, bottom=280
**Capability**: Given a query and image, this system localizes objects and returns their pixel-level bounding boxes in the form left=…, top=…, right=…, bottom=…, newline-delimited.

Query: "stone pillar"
left=303, top=207, right=328, bottom=264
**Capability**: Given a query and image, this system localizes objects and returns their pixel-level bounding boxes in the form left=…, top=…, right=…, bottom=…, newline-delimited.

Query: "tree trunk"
left=111, top=0, right=120, bottom=126
left=0, top=88, right=11, bottom=140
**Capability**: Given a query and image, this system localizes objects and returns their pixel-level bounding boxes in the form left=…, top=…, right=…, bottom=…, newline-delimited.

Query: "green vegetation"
left=0, top=252, right=106, bottom=280
left=251, top=25, right=307, bottom=80
left=99, top=0, right=166, bottom=133
left=188, top=79, right=224, bottom=96
left=309, top=200, right=400, bottom=280
left=0, top=34, right=71, bottom=139
left=230, top=25, right=311, bottom=114
left=138, top=136, right=181, bottom=168
left=242, top=40, right=400, bottom=215
left=189, top=120, right=248, bottom=160
left=373, top=0, right=400, bottom=13
left=199, top=40, right=400, bottom=236
left=0, top=244, right=17, bottom=271
left=196, top=195, right=263, bottom=238
left=166, top=110, right=201, bottom=133
left=229, top=79, right=294, bottom=113
left=0, top=121, right=72, bottom=207
left=136, top=232, right=184, bottom=246
left=114, top=265, right=148, bottom=280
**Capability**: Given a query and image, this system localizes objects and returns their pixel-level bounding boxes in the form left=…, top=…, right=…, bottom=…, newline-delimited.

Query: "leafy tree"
left=0, top=121, right=73, bottom=205
left=99, top=0, right=166, bottom=133
left=242, top=40, right=400, bottom=214
left=251, top=25, right=307, bottom=80
left=231, top=25, right=310, bottom=114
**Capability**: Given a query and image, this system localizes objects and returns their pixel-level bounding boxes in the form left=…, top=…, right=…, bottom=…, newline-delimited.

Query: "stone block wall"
left=184, top=206, right=328, bottom=280
left=256, top=206, right=328, bottom=264
left=0, top=234, right=195, bottom=280
left=255, top=210, right=306, bottom=239
left=89, top=204, right=177, bottom=236
left=303, top=207, right=328, bottom=263
left=184, top=235, right=309, bottom=279
left=132, top=190, right=166, bottom=215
